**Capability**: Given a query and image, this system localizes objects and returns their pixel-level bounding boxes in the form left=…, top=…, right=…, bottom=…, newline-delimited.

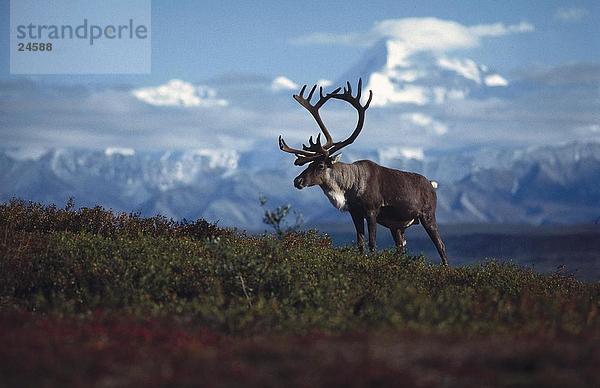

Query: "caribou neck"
left=319, top=162, right=365, bottom=210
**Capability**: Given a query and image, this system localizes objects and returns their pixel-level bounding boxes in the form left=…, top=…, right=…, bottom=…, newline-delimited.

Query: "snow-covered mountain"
left=2, top=141, right=599, bottom=229
left=337, top=38, right=509, bottom=108
left=3, top=38, right=597, bottom=228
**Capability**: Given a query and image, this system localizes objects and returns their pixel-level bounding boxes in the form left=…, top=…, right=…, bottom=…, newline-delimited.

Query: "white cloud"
left=433, top=88, right=446, bottom=104
left=384, top=39, right=413, bottom=68
left=554, top=7, right=588, bottom=23
left=403, top=112, right=448, bottom=135
left=469, top=21, right=534, bottom=37
left=271, top=76, right=299, bottom=91
left=3, top=62, right=596, bottom=155
left=367, top=73, right=429, bottom=106
left=391, top=69, right=425, bottom=82
left=271, top=77, right=330, bottom=92
left=290, top=32, right=365, bottom=46
left=433, top=87, right=467, bottom=104
left=105, top=147, right=135, bottom=157
left=374, top=18, right=479, bottom=52
left=292, top=18, right=518, bottom=109
left=447, top=89, right=467, bottom=100
left=366, top=67, right=475, bottom=107
left=437, top=56, right=482, bottom=84
left=484, top=74, right=509, bottom=87
left=401, top=147, right=425, bottom=160
left=316, top=79, right=333, bottom=87
left=579, top=124, right=600, bottom=133
left=379, top=146, right=425, bottom=162
left=292, top=17, right=534, bottom=54
left=5, top=146, right=49, bottom=161
left=436, top=57, right=509, bottom=88
left=132, top=79, right=228, bottom=108
left=191, top=149, right=239, bottom=170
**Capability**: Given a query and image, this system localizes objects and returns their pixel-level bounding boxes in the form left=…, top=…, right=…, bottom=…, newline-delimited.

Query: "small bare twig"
left=238, top=274, right=252, bottom=307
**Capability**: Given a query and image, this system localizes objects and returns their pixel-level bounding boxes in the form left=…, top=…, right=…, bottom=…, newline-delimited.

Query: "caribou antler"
left=278, top=79, right=373, bottom=166
left=278, top=135, right=324, bottom=166
left=325, top=78, right=372, bottom=155
left=293, top=84, right=340, bottom=150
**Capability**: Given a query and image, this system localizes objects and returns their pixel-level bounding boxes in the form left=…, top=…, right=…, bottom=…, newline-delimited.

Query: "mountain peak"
left=337, top=38, right=509, bottom=107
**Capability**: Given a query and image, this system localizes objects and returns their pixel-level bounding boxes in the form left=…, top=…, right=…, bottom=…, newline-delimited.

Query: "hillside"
left=0, top=200, right=598, bottom=386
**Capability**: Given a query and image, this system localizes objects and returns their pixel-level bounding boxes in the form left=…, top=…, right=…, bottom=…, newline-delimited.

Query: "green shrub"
left=0, top=200, right=598, bottom=335
left=0, top=198, right=229, bottom=239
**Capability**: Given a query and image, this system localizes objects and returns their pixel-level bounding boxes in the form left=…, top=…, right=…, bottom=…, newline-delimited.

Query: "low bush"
left=0, top=198, right=228, bottom=240
left=0, top=200, right=598, bottom=335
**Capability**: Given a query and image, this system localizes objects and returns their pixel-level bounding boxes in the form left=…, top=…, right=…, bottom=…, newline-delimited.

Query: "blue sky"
left=0, top=0, right=598, bottom=154
left=1, top=0, right=598, bottom=84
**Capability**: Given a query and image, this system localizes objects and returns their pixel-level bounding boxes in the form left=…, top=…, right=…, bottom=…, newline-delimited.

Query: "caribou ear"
left=331, top=153, right=342, bottom=164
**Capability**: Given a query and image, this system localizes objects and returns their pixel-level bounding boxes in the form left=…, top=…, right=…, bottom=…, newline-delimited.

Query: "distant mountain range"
left=2, top=141, right=599, bottom=229
left=3, top=37, right=598, bottom=229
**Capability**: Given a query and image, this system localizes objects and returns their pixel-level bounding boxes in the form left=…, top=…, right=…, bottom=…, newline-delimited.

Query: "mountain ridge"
left=2, top=141, right=599, bottom=229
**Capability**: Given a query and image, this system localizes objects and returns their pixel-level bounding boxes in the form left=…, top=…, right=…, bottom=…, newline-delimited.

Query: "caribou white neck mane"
left=320, top=162, right=368, bottom=211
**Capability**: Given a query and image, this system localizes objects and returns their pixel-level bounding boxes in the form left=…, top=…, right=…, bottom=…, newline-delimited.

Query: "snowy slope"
left=2, top=141, right=600, bottom=229
left=337, top=38, right=509, bottom=107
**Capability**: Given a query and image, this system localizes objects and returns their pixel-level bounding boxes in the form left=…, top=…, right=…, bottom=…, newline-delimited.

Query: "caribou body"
left=279, top=79, right=448, bottom=265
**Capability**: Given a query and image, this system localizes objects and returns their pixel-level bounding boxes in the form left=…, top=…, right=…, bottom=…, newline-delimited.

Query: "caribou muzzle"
left=293, top=176, right=305, bottom=189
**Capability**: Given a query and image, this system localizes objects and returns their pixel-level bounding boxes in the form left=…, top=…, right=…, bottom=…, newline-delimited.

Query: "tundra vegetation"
left=0, top=199, right=598, bottom=387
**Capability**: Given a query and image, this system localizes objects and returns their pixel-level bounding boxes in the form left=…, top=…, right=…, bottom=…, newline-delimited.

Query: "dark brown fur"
left=279, top=79, right=448, bottom=265
left=294, top=158, right=448, bottom=265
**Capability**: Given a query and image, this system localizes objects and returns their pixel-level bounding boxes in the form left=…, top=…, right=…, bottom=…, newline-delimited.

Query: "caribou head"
left=278, top=79, right=372, bottom=190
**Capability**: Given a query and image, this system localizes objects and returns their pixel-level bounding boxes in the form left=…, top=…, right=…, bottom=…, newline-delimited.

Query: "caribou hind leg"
left=419, top=212, right=449, bottom=266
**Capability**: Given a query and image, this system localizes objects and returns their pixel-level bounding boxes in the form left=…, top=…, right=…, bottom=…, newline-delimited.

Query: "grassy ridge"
left=1, top=199, right=598, bottom=335
left=1, top=199, right=599, bottom=386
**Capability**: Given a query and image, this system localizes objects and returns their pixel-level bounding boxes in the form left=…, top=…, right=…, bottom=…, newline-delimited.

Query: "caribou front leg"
left=350, top=210, right=365, bottom=254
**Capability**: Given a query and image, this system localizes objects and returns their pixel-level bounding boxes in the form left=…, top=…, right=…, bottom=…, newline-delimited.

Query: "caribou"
left=278, top=79, right=449, bottom=265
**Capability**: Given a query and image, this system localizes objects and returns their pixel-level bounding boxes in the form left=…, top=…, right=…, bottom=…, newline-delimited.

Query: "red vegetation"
left=1, top=312, right=598, bottom=387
